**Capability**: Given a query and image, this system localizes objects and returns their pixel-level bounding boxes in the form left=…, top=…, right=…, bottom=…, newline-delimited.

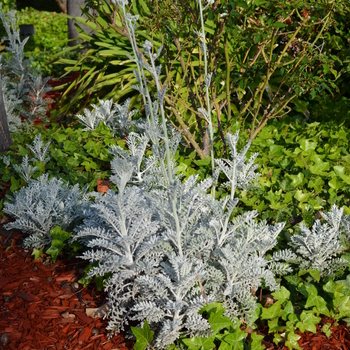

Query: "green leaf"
left=285, top=331, right=302, bottom=350
left=333, top=292, right=350, bottom=318
left=131, top=320, right=154, bottom=350
left=269, top=145, right=284, bottom=158
left=322, top=323, right=332, bottom=338
left=50, top=226, right=72, bottom=242
left=282, top=301, right=295, bottom=321
left=218, top=328, right=247, bottom=350
left=63, top=140, right=77, bottom=153
left=176, top=162, right=187, bottom=174
left=46, top=226, right=72, bottom=262
left=267, top=317, right=284, bottom=332
left=207, top=304, right=233, bottom=333
left=194, top=156, right=211, bottom=167
left=286, top=173, right=304, bottom=188
left=249, top=332, right=264, bottom=350
left=84, top=140, right=102, bottom=158
left=272, top=286, right=290, bottom=303
left=323, top=64, right=330, bottom=74
left=323, top=280, right=344, bottom=294
left=309, top=155, right=330, bottom=175
left=10, top=176, right=20, bottom=192
left=67, top=156, right=80, bottom=168
left=308, top=177, right=324, bottom=192
left=254, top=0, right=267, bottom=5
left=285, top=274, right=302, bottom=287
left=272, top=22, right=286, bottom=28
left=32, top=247, right=44, bottom=260
left=182, top=335, right=216, bottom=349
left=273, top=333, right=283, bottom=345
left=329, top=176, right=345, bottom=190
left=294, top=190, right=310, bottom=203
left=45, top=246, right=60, bottom=262
left=308, top=269, right=320, bottom=282
left=305, top=292, right=329, bottom=316
left=18, top=145, right=30, bottom=156
left=261, top=301, right=282, bottom=319
left=51, top=149, right=67, bottom=167
left=81, top=160, right=98, bottom=171
left=52, top=132, right=67, bottom=143
left=334, top=166, right=350, bottom=185
left=300, top=139, right=317, bottom=153
left=295, top=311, right=321, bottom=333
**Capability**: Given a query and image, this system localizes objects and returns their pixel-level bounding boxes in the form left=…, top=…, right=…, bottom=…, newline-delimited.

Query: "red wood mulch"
left=296, top=318, right=350, bottom=349
left=0, top=228, right=133, bottom=350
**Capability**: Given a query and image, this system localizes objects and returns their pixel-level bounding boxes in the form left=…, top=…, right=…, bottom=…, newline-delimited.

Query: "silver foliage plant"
left=4, top=174, right=85, bottom=248
left=0, top=10, right=53, bottom=130
left=76, top=98, right=138, bottom=136
left=4, top=136, right=84, bottom=248
left=73, top=0, right=295, bottom=347
left=12, top=134, right=51, bottom=182
left=289, top=204, right=349, bottom=276
left=26, top=133, right=51, bottom=163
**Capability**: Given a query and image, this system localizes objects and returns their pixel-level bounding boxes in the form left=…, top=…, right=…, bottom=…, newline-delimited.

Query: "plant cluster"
left=0, top=9, right=53, bottom=130
left=4, top=2, right=350, bottom=349
left=2, top=1, right=350, bottom=349
left=229, top=112, right=350, bottom=230
left=53, top=0, right=350, bottom=159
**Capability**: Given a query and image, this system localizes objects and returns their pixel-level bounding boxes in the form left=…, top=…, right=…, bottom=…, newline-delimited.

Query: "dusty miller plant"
left=4, top=174, right=85, bottom=248
left=0, top=10, right=52, bottom=129
left=4, top=135, right=85, bottom=248
left=76, top=98, right=138, bottom=136
left=72, top=0, right=296, bottom=348
left=26, top=133, right=51, bottom=163
left=12, top=134, right=51, bottom=182
left=22, top=75, right=53, bottom=123
left=289, top=204, right=349, bottom=276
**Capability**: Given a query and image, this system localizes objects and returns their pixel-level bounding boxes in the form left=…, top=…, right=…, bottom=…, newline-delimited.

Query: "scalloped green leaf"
left=182, top=335, right=216, bottom=349
left=131, top=320, right=154, bottom=350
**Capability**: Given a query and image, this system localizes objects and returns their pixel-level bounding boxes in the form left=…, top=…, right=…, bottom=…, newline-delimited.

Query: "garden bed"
left=2, top=231, right=350, bottom=350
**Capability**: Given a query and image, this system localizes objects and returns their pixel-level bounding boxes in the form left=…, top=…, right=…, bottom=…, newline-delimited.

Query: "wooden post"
left=67, top=0, right=111, bottom=46
left=67, top=0, right=92, bottom=47
left=0, top=74, right=13, bottom=152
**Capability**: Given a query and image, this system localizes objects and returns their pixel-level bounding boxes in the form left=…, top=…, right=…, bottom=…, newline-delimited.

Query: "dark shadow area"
left=16, top=0, right=64, bottom=13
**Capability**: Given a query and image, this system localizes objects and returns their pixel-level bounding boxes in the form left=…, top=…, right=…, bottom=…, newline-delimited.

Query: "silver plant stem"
left=198, top=0, right=215, bottom=198
left=122, top=10, right=169, bottom=184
